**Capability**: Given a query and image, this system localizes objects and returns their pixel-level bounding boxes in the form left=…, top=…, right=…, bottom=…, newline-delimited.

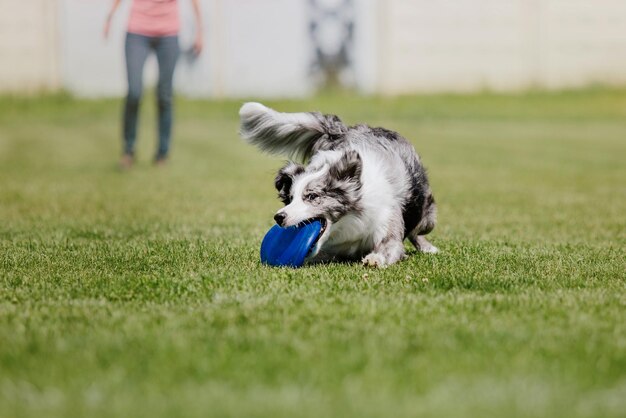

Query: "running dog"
left=239, top=102, right=438, bottom=267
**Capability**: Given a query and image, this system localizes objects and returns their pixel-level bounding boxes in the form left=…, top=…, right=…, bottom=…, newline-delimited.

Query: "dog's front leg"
left=362, top=238, right=405, bottom=268
left=362, top=216, right=406, bottom=268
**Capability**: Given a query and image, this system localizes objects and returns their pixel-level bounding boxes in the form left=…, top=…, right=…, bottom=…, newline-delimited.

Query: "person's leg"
left=154, top=35, right=180, bottom=160
left=123, top=33, right=151, bottom=157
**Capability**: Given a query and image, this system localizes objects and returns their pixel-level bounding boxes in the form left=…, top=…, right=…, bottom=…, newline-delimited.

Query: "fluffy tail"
left=239, top=102, right=346, bottom=162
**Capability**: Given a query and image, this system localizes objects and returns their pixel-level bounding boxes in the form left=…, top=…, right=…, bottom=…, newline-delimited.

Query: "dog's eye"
left=304, top=193, right=319, bottom=201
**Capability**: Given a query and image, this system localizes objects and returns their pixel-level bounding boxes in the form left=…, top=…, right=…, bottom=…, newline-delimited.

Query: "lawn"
left=0, top=89, right=624, bottom=418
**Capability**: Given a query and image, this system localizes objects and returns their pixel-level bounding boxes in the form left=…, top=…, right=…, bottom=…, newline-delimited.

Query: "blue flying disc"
left=260, top=220, right=324, bottom=267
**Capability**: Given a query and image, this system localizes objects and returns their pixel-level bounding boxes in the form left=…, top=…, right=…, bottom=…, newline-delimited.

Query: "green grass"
left=0, top=89, right=625, bottom=418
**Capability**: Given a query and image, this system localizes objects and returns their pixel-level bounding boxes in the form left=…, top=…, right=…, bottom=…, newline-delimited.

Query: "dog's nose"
left=274, top=212, right=286, bottom=226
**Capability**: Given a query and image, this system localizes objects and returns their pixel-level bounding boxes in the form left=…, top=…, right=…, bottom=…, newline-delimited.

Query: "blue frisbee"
left=260, top=219, right=325, bottom=267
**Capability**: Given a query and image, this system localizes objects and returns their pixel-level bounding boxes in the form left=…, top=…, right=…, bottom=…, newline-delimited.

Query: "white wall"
left=539, top=0, right=626, bottom=89
left=2, top=0, right=626, bottom=96
left=352, top=0, right=379, bottom=94
left=376, top=0, right=626, bottom=94
left=0, top=0, right=60, bottom=92
left=59, top=0, right=313, bottom=98
left=210, top=0, right=314, bottom=98
left=60, top=0, right=130, bottom=96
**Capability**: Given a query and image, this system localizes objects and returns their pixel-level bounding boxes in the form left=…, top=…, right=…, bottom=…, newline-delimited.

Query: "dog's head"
left=273, top=150, right=363, bottom=233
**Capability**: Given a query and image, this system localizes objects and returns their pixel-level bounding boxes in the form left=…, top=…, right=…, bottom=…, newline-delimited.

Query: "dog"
left=239, top=102, right=438, bottom=267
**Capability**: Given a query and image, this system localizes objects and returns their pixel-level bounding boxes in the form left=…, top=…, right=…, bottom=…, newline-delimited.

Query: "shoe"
left=119, top=154, right=134, bottom=170
left=154, top=156, right=168, bottom=167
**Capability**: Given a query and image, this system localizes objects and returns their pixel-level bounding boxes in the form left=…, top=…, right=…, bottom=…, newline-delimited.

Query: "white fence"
left=1, top=0, right=626, bottom=97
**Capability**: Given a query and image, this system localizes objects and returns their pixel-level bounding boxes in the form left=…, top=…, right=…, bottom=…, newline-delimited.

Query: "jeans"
left=123, top=32, right=180, bottom=159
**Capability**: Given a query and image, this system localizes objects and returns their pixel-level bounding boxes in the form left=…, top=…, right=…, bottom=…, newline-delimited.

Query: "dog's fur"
left=239, top=102, right=438, bottom=267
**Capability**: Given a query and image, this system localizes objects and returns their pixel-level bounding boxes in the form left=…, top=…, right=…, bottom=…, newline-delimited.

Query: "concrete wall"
left=0, top=0, right=60, bottom=92
left=540, top=0, right=626, bottom=89
left=60, top=0, right=313, bottom=98
left=205, top=0, right=313, bottom=98
left=2, top=0, right=626, bottom=96
left=60, top=0, right=129, bottom=96
left=377, top=0, right=626, bottom=94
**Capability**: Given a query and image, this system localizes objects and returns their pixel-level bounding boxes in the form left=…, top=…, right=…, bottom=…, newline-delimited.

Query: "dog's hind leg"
left=408, top=234, right=439, bottom=254
left=407, top=194, right=438, bottom=254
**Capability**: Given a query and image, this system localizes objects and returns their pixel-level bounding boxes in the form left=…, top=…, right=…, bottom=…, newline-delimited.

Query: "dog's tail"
left=239, top=102, right=347, bottom=162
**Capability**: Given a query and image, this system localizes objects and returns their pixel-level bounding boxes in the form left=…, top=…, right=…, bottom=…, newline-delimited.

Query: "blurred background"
left=2, top=0, right=626, bottom=98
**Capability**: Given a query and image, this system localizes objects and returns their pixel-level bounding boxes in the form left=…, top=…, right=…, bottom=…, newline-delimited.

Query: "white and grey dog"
left=239, top=102, right=438, bottom=268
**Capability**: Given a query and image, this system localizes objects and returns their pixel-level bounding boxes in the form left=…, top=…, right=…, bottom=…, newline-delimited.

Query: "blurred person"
left=104, top=0, right=203, bottom=169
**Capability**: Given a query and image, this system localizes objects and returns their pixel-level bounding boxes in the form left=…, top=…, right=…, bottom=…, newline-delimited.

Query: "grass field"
left=0, top=89, right=625, bottom=418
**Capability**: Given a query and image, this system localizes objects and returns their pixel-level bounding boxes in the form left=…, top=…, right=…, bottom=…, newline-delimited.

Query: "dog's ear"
left=274, top=162, right=305, bottom=205
left=330, top=150, right=362, bottom=182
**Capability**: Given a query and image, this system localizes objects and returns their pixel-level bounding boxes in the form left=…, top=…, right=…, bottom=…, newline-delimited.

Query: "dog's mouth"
left=298, top=217, right=329, bottom=256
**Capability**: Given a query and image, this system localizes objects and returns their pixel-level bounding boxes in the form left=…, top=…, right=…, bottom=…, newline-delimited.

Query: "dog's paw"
left=420, top=244, right=439, bottom=254
left=362, top=253, right=387, bottom=268
left=415, top=236, right=439, bottom=255
left=416, top=237, right=439, bottom=254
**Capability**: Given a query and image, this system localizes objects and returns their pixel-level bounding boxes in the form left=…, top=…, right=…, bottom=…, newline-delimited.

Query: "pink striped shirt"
left=127, top=0, right=179, bottom=37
